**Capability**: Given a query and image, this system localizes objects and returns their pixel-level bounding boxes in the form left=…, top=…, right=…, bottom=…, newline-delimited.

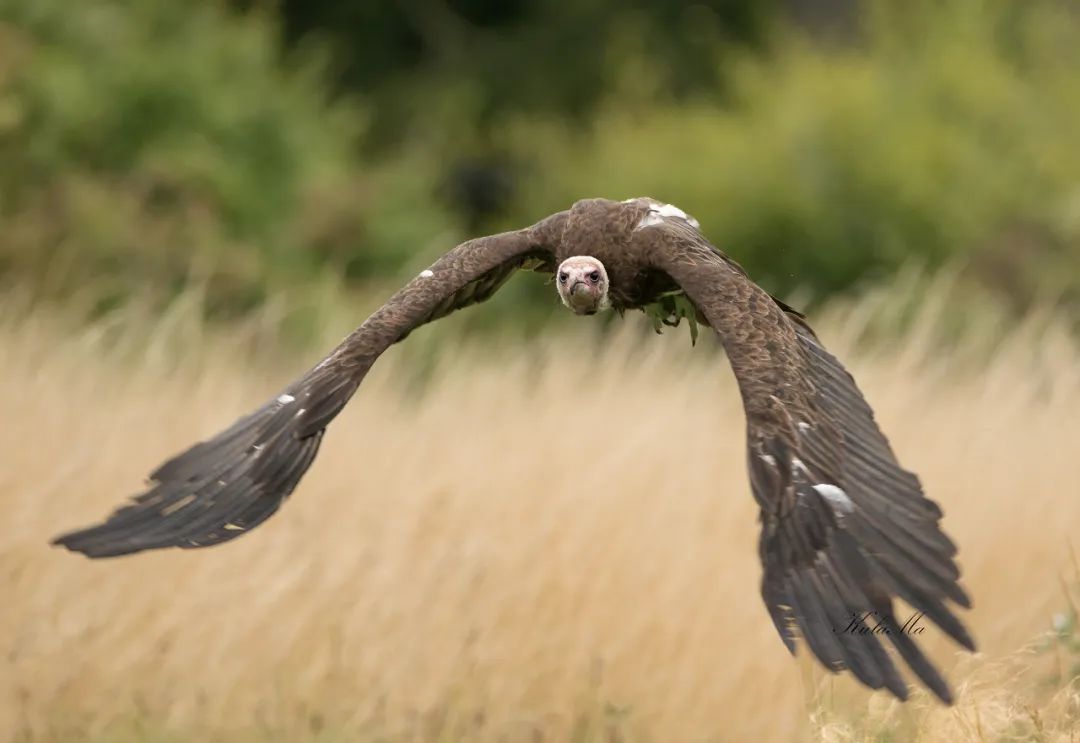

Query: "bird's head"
left=556, top=256, right=610, bottom=316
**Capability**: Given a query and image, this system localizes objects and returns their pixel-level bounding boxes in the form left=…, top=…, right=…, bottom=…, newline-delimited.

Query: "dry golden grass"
left=2, top=286, right=1079, bottom=741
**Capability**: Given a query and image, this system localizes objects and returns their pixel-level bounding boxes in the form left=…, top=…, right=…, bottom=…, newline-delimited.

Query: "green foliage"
left=507, top=0, right=1080, bottom=309
left=0, top=0, right=456, bottom=318
left=2, top=0, right=1080, bottom=330
left=260, top=0, right=776, bottom=147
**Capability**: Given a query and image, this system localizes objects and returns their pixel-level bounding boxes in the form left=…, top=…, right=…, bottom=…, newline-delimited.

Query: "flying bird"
left=53, top=197, right=975, bottom=703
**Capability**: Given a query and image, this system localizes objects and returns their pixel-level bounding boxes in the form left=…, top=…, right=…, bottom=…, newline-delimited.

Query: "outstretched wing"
left=53, top=212, right=568, bottom=558
left=642, top=218, right=975, bottom=704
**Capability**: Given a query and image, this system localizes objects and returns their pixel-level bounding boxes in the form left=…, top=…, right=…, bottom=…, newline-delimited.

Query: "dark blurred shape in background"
left=783, top=0, right=858, bottom=38
left=246, top=0, right=771, bottom=142
left=1, top=0, right=1079, bottom=330
left=438, top=154, right=517, bottom=233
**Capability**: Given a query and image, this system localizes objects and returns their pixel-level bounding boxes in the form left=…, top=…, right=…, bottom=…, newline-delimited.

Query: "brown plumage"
left=53, top=197, right=974, bottom=703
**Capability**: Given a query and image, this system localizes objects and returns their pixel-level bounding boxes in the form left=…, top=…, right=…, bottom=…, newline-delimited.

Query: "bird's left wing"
left=641, top=218, right=974, bottom=704
left=53, top=212, right=568, bottom=558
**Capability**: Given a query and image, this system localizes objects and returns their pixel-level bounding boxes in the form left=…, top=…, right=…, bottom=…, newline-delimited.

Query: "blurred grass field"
left=2, top=282, right=1079, bottom=742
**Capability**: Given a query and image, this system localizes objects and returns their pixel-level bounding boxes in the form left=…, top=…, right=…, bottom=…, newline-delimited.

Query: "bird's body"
left=557, top=198, right=699, bottom=311
left=54, top=196, right=975, bottom=705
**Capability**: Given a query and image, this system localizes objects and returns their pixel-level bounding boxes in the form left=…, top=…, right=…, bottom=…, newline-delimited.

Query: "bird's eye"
left=588, top=271, right=601, bottom=283
left=558, top=272, right=569, bottom=284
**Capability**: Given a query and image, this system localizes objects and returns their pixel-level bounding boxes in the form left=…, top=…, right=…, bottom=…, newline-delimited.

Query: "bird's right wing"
left=52, top=211, right=568, bottom=558
left=643, top=218, right=974, bottom=704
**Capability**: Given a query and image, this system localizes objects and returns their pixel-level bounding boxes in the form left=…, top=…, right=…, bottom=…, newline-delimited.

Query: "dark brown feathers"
left=53, top=197, right=973, bottom=704
left=53, top=214, right=568, bottom=557
left=645, top=214, right=974, bottom=704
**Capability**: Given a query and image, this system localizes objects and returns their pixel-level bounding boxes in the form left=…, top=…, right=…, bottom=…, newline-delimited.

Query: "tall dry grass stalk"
left=2, top=284, right=1079, bottom=741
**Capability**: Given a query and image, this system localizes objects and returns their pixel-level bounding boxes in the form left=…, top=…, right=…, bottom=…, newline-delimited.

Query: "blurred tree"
left=234, top=0, right=777, bottom=146
left=232, top=0, right=779, bottom=233
left=505, top=0, right=1080, bottom=312
left=0, top=0, right=454, bottom=318
left=2, top=0, right=1079, bottom=335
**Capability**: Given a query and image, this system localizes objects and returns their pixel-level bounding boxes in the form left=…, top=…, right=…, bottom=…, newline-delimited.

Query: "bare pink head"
left=556, top=256, right=610, bottom=316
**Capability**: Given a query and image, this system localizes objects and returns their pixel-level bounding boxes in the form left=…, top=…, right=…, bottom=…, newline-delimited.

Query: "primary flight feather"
left=53, top=196, right=975, bottom=703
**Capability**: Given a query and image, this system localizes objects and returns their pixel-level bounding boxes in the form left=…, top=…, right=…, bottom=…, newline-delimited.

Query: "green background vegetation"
left=2, top=0, right=1079, bottom=334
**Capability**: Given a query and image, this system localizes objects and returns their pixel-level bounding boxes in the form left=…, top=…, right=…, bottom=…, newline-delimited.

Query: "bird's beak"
left=568, top=282, right=596, bottom=313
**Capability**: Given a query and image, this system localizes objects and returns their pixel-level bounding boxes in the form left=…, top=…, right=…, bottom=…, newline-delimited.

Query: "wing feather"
left=53, top=213, right=567, bottom=558
left=644, top=220, right=974, bottom=704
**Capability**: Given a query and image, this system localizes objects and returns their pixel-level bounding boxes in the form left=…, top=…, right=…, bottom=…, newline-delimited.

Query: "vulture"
left=53, top=197, right=975, bottom=703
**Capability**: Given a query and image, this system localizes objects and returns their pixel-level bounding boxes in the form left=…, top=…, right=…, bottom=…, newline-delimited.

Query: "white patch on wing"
left=277, top=393, right=296, bottom=404
left=655, top=203, right=689, bottom=220
left=814, top=483, right=855, bottom=514
left=633, top=201, right=701, bottom=231
left=760, top=454, right=777, bottom=466
left=419, top=269, right=434, bottom=278
left=791, top=457, right=812, bottom=478
left=637, top=211, right=665, bottom=229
